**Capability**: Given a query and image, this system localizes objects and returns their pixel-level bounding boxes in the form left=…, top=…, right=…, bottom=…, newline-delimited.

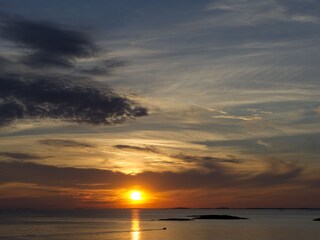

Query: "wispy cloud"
left=212, top=115, right=262, bottom=121
left=197, top=132, right=320, bottom=158
left=40, top=139, right=95, bottom=148
left=0, top=152, right=49, bottom=161
left=206, top=0, right=320, bottom=25
left=114, top=144, right=160, bottom=154
left=114, top=144, right=244, bottom=173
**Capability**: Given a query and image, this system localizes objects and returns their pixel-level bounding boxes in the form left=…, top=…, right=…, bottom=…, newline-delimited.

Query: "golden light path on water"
left=131, top=209, right=140, bottom=240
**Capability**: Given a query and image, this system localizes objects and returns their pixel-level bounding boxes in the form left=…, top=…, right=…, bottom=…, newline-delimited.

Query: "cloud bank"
left=0, top=16, right=147, bottom=126
left=0, top=161, right=309, bottom=191
left=0, top=73, right=147, bottom=126
left=0, top=17, right=97, bottom=68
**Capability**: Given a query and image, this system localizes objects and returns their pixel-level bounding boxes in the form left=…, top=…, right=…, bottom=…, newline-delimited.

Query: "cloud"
left=39, top=139, right=94, bottom=148
left=0, top=16, right=127, bottom=74
left=211, top=115, right=262, bottom=121
left=0, top=161, right=124, bottom=189
left=257, top=140, right=269, bottom=148
left=0, top=161, right=309, bottom=191
left=79, top=59, right=127, bottom=76
left=248, top=161, right=304, bottom=186
left=172, top=153, right=243, bottom=165
left=0, top=16, right=97, bottom=68
left=0, top=56, right=10, bottom=67
left=0, top=73, right=147, bottom=126
left=114, top=144, right=243, bottom=169
left=205, top=0, right=320, bottom=25
left=0, top=16, right=147, bottom=127
left=0, top=152, right=48, bottom=161
left=114, top=144, right=160, bottom=154
left=278, top=0, right=320, bottom=20
left=196, top=132, right=320, bottom=156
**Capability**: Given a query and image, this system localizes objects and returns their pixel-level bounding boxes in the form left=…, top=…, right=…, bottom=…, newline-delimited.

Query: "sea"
left=0, top=209, right=319, bottom=240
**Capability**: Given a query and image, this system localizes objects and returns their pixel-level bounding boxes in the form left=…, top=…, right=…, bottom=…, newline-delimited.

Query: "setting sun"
left=130, top=191, right=142, bottom=201
left=124, top=189, right=150, bottom=206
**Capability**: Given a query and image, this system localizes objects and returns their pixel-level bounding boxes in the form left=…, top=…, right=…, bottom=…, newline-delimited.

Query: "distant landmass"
left=159, top=214, right=248, bottom=221
left=189, top=215, right=248, bottom=220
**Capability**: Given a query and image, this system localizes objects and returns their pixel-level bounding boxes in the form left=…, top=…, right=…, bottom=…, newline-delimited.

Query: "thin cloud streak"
left=39, top=139, right=95, bottom=148
left=0, top=152, right=50, bottom=161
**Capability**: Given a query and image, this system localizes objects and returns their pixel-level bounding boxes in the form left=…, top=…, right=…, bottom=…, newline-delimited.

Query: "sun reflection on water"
left=131, top=209, right=140, bottom=240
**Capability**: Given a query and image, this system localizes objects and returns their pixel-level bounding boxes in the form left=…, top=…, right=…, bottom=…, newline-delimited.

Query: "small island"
left=313, top=218, right=320, bottom=221
left=159, top=214, right=248, bottom=221
left=189, top=215, right=248, bottom=220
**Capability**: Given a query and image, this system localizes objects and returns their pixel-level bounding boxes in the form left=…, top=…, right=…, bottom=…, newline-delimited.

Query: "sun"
left=130, top=191, right=142, bottom=201
left=125, top=189, right=148, bottom=205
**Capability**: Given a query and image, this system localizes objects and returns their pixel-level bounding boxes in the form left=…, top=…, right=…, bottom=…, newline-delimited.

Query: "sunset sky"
left=0, top=0, right=319, bottom=209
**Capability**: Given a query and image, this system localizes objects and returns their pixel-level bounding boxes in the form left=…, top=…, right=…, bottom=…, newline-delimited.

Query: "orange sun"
left=128, top=190, right=144, bottom=203
left=130, top=191, right=142, bottom=201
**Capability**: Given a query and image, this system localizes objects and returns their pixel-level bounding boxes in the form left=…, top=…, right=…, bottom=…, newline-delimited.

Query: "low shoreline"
left=159, top=214, right=248, bottom=221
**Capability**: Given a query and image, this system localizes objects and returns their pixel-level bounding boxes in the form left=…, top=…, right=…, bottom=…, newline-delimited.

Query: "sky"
left=0, top=0, right=319, bottom=209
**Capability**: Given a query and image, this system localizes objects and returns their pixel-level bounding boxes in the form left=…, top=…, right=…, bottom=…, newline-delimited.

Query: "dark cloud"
left=173, top=153, right=244, bottom=171
left=79, top=59, right=127, bottom=76
left=0, top=161, right=128, bottom=189
left=0, top=16, right=127, bottom=74
left=305, top=178, right=320, bottom=188
left=114, top=144, right=160, bottom=154
left=0, top=73, right=147, bottom=126
left=0, top=152, right=48, bottom=161
left=145, top=160, right=176, bottom=165
left=40, top=139, right=94, bottom=148
left=114, top=144, right=243, bottom=170
left=172, top=153, right=243, bottom=164
left=0, top=16, right=147, bottom=126
left=0, top=16, right=97, bottom=68
left=249, top=161, right=304, bottom=187
left=0, top=56, right=10, bottom=67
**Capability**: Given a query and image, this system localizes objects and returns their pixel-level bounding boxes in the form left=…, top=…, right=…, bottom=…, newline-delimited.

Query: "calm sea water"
left=0, top=209, right=319, bottom=240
